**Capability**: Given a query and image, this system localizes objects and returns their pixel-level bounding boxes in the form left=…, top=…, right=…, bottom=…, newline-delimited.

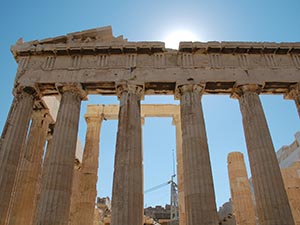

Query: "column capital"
left=85, top=104, right=105, bottom=123
left=46, top=123, right=55, bottom=141
left=31, top=109, right=53, bottom=122
left=13, top=84, right=40, bottom=100
left=231, top=84, right=263, bottom=99
left=175, top=83, right=205, bottom=99
left=56, top=83, right=88, bottom=100
left=116, top=82, right=144, bottom=99
left=84, top=115, right=103, bottom=124
left=284, top=83, right=300, bottom=100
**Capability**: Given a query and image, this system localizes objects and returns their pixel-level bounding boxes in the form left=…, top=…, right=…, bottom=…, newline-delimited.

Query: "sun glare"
left=164, top=30, right=199, bottom=49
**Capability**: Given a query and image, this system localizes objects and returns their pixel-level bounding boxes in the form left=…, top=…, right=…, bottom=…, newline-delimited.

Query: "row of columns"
left=0, top=82, right=299, bottom=225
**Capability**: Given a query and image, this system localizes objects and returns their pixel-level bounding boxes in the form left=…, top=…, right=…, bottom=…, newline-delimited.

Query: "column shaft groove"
left=0, top=91, right=34, bottom=225
left=34, top=90, right=82, bottom=225
left=179, top=84, right=218, bottom=225
left=237, top=85, right=295, bottom=225
left=7, top=110, right=51, bottom=225
left=111, top=85, right=143, bottom=225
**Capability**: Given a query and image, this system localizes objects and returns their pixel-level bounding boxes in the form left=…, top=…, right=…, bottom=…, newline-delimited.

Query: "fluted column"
left=111, top=83, right=144, bottom=225
left=177, top=84, right=218, bottom=225
left=34, top=130, right=54, bottom=214
left=0, top=87, right=36, bottom=225
left=227, top=152, right=256, bottom=225
left=72, top=110, right=103, bottom=225
left=233, top=84, right=295, bottom=225
left=285, top=83, right=300, bottom=118
left=0, top=98, right=17, bottom=149
left=34, top=83, right=87, bottom=225
left=68, top=163, right=81, bottom=225
left=7, top=109, right=52, bottom=225
left=172, top=115, right=186, bottom=225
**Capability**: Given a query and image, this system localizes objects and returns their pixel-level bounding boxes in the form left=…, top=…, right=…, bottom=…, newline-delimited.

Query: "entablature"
left=10, top=26, right=300, bottom=97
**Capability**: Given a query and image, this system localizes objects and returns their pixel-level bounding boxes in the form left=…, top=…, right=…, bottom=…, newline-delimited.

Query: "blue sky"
left=1, top=0, right=299, bottom=208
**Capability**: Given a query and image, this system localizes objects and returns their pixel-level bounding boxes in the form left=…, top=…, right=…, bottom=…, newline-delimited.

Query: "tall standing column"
left=111, top=83, right=144, bottom=225
left=0, top=87, right=36, bottom=225
left=227, top=152, right=256, bottom=225
left=172, top=115, right=186, bottom=225
left=285, top=83, right=300, bottom=118
left=34, top=133, right=53, bottom=223
left=233, top=84, right=295, bottom=225
left=177, top=84, right=218, bottom=225
left=7, top=109, right=52, bottom=225
left=73, top=108, right=103, bottom=225
left=34, top=83, right=87, bottom=225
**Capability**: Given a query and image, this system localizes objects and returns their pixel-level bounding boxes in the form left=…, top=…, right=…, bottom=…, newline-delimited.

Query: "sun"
left=164, top=30, right=199, bottom=49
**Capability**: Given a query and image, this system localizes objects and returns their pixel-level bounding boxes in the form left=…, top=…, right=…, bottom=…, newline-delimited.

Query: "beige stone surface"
left=42, top=95, right=60, bottom=121
left=110, top=83, right=143, bottom=225
left=281, top=162, right=300, bottom=225
left=227, top=152, right=256, bottom=225
left=34, top=85, right=85, bottom=225
left=179, top=84, right=218, bottom=225
left=234, top=84, right=295, bottom=225
left=10, top=27, right=299, bottom=97
left=86, top=104, right=180, bottom=120
left=72, top=113, right=103, bottom=225
left=7, top=110, right=52, bottom=225
left=0, top=89, right=35, bottom=225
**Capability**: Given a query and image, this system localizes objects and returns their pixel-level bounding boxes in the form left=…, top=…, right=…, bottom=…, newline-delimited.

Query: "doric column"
left=33, top=132, right=53, bottom=223
left=285, top=83, right=300, bottom=118
left=72, top=108, right=103, bottom=225
left=34, top=83, right=87, bottom=225
left=227, top=152, right=256, bottom=225
left=172, top=115, right=186, bottom=225
left=233, top=84, right=295, bottom=225
left=177, top=84, right=218, bottom=225
left=110, top=83, right=144, bottom=225
left=0, top=86, right=37, bottom=225
left=7, top=109, right=52, bottom=225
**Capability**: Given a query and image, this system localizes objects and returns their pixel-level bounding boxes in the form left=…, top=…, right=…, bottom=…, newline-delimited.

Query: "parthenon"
left=0, top=26, right=299, bottom=225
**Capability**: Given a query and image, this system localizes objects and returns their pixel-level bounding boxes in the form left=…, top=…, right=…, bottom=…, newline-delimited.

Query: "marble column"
left=33, top=128, right=54, bottom=221
left=34, top=83, right=87, bottom=225
left=7, top=109, right=52, bottom=225
left=172, top=115, right=186, bottom=225
left=0, top=87, right=36, bottom=225
left=233, top=84, right=295, bottom=225
left=227, top=152, right=256, bottom=225
left=178, top=84, right=218, bottom=225
left=285, top=83, right=300, bottom=118
left=111, top=83, right=144, bottom=225
left=73, top=112, right=103, bottom=225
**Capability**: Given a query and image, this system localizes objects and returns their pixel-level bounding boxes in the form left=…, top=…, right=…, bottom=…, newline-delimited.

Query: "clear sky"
left=0, top=0, right=299, bottom=209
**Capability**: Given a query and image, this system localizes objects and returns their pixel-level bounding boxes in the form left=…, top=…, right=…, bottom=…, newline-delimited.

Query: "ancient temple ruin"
left=0, top=26, right=299, bottom=225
